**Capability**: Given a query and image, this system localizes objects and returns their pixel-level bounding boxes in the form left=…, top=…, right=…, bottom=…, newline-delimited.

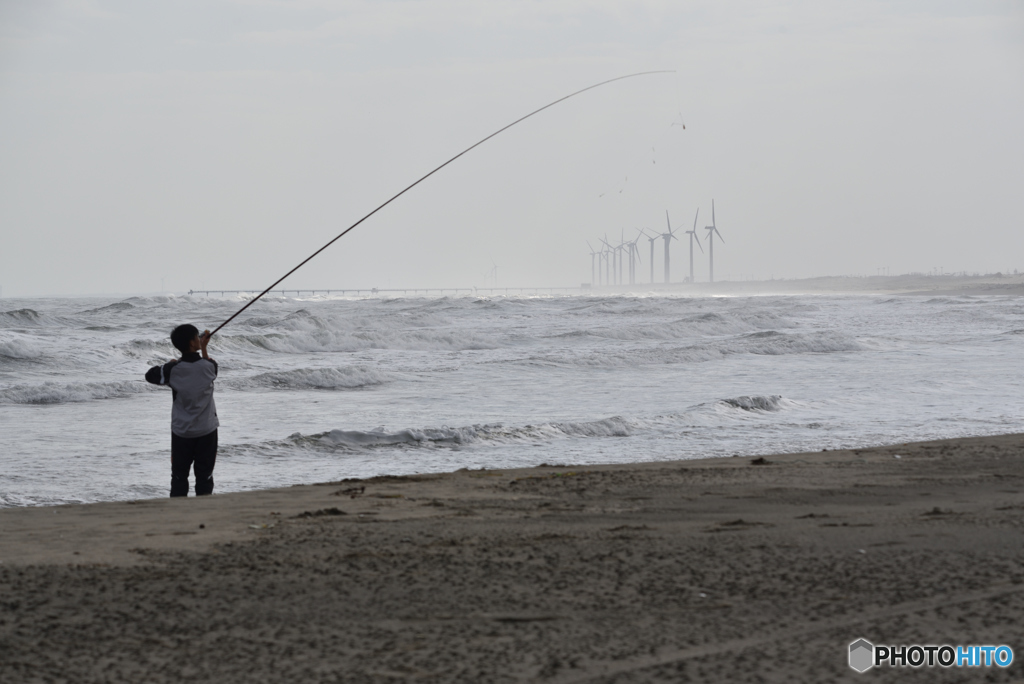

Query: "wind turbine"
left=661, top=210, right=679, bottom=283
left=617, top=230, right=628, bottom=286
left=598, top=236, right=610, bottom=284
left=587, top=241, right=599, bottom=286
left=626, top=231, right=645, bottom=285
left=704, top=199, right=724, bottom=283
left=602, top=234, right=628, bottom=286
left=643, top=229, right=657, bottom=284
left=600, top=241, right=613, bottom=286
left=684, top=208, right=704, bottom=283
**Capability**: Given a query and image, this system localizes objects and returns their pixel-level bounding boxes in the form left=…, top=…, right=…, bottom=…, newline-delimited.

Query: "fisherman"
left=145, top=325, right=220, bottom=497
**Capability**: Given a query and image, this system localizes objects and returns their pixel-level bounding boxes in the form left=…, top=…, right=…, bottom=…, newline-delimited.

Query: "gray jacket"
left=145, top=352, right=220, bottom=438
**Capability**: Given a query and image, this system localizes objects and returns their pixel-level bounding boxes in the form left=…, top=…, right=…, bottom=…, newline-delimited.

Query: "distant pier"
left=188, top=286, right=588, bottom=297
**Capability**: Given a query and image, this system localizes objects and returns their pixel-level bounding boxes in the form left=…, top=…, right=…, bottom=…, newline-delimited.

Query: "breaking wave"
left=737, top=330, right=863, bottom=354
left=288, top=416, right=635, bottom=451
left=522, top=330, right=863, bottom=367
left=81, top=301, right=136, bottom=314
left=239, top=396, right=796, bottom=456
left=720, top=395, right=788, bottom=412
left=0, top=380, right=155, bottom=405
left=212, top=328, right=501, bottom=354
left=230, top=366, right=392, bottom=391
left=0, top=337, right=44, bottom=360
left=545, top=311, right=796, bottom=343
left=0, top=309, right=43, bottom=326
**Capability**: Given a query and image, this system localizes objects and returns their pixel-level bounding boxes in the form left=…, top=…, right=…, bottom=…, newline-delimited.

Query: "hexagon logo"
left=849, top=639, right=874, bottom=673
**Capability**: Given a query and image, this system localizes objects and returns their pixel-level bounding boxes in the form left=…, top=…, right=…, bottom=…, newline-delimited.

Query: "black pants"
left=170, top=429, right=217, bottom=497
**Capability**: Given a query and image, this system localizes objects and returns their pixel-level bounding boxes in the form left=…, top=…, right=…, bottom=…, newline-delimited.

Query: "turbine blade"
left=712, top=199, right=716, bottom=227
left=693, top=208, right=699, bottom=231
left=665, top=210, right=671, bottom=233
left=695, top=237, right=704, bottom=254
left=715, top=227, right=724, bottom=242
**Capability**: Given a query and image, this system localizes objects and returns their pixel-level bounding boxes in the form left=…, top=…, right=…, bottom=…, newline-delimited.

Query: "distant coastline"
left=599, top=272, right=1024, bottom=296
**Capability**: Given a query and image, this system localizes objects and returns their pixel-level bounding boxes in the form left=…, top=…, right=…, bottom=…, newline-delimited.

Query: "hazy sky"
left=1, top=1, right=1022, bottom=295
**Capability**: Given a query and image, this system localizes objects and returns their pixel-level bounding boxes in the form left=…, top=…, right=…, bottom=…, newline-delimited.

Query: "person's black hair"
left=170, top=324, right=199, bottom=354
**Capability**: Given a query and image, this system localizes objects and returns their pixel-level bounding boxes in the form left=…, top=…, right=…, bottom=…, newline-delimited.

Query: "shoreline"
left=1, top=431, right=1019, bottom=566
left=2, top=432, right=1023, bottom=681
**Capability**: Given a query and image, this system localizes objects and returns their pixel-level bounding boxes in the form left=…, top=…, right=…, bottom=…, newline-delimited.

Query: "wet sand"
left=2, top=434, right=1023, bottom=683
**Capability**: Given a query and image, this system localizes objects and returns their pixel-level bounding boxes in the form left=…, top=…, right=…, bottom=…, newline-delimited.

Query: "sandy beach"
left=2, top=434, right=1023, bottom=683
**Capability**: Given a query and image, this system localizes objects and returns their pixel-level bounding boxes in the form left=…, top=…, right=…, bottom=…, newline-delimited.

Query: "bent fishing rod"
left=210, top=70, right=674, bottom=337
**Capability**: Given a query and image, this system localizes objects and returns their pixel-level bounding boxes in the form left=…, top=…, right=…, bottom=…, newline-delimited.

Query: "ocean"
left=1, top=292, right=1022, bottom=507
